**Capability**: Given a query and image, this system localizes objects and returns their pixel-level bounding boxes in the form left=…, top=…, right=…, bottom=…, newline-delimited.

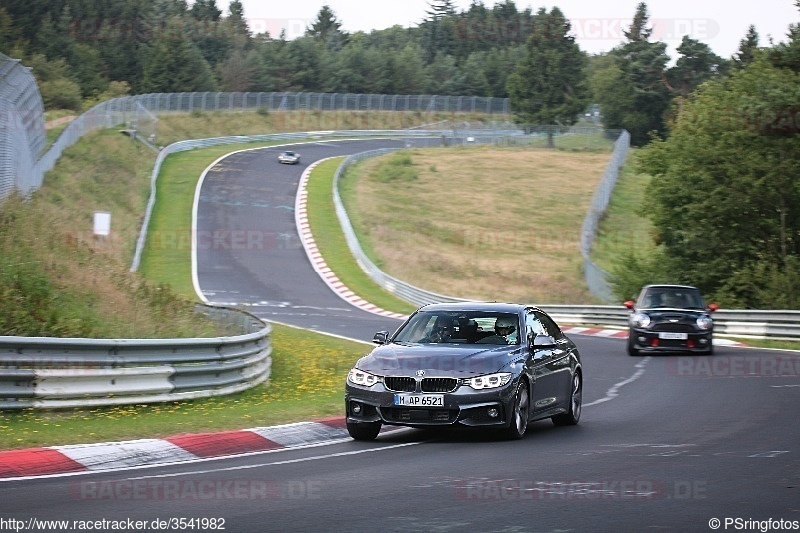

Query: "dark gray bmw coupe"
left=344, top=302, right=583, bottom=440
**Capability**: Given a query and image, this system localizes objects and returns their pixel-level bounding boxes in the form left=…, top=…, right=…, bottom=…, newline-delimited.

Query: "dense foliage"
left=621, top=44, right=800, bottom=308
left=2, top=0, right=730, bottom=141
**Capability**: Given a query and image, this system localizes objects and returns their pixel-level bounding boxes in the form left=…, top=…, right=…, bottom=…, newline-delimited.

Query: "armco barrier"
left=540, top=306, right=800, bottom=341
left=0, top=307, right=272, bottom=410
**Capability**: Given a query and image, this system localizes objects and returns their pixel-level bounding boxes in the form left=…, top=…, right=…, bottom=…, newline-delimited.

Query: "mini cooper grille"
left=421, top=378, right=459, bottom=393
left=384, top=377, right=460, bottom=393
left=384, top=377, right=416, bottom=392
left=652, top=323, right=694, bottom=333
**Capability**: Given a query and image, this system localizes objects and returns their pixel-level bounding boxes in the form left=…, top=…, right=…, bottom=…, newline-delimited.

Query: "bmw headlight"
left=463, top=372, right=512, bottom=390
left=347, top=368, right=382, bottom=387
left=696, top=316, right=713, bottom=330
left=632, top=312, right=651, bottom=328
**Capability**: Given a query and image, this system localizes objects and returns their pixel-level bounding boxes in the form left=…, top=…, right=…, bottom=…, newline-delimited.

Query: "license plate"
left=659, top=332, right=688, bottom=340
left=393, top=394, right=444, bottom=407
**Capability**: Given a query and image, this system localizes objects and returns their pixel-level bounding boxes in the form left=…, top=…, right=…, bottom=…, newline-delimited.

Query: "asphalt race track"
left=1, top=140, right=798, bottom=532
left=194, top=137, right=436, bottom=340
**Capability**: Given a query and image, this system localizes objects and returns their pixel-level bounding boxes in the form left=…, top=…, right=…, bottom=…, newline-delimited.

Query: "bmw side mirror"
left=372, top=331, right=390, bottom=344
left=530, top=334, right=556, bottom=350
left=708, top=303, right=719, bottom=313
left=624, top=300, right=635, bottom=310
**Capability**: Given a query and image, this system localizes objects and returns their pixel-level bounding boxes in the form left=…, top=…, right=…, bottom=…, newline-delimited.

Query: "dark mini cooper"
left=624, top=284, right=718, bottom=356
left=344, top=302, right=583, bottom=441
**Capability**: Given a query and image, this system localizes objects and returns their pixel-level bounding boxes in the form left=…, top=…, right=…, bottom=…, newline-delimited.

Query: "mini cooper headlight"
left=696, top=316, right=713, bottom=330
left=347, top=368, right=382, bottom=387
left=463, top=372, right=512, bottom=390
left=632, top=312, right=651, bottom=328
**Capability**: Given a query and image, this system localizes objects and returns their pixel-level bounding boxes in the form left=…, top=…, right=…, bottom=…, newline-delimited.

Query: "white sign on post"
left=93, top=212, right=111, bottom=237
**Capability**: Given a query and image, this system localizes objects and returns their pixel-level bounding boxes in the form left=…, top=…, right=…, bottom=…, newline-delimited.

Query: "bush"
left=375, top=152, right=418, bottom=183
left=39, top=78, right=82, bottom=111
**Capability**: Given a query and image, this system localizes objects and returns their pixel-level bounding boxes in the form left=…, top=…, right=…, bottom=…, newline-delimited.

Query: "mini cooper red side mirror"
left=708, top=303, right=719, bottom=313
left=624, top=300, right=635, bottom=310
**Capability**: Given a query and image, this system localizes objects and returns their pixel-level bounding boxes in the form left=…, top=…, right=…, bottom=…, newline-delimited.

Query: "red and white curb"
left=562, top=326, right=746, bottom=348
left=294, top=158, right=407, bottom=320
left=562, top=326, right=628, bottom=338
left=0, top=333, right=747, bottom=480
left=0, top=418, right=409, bottom=480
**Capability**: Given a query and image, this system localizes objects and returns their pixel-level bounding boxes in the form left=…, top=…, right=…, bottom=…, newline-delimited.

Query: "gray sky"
left=237, top=0, right=797, bottom=59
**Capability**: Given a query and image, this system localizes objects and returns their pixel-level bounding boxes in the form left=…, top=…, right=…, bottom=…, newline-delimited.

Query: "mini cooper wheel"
left=347, top=420, right=381, bottom=441
left=627, top=337, right=640, bottom=356
left=552, top=372, right=582, bottom=426
left=503, top=382, right=530, bottom=440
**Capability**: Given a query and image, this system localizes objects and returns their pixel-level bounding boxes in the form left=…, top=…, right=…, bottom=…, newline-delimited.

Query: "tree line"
left=2, top=0, right=799, bottom=308
left=1, top=1, right=743, bottom=143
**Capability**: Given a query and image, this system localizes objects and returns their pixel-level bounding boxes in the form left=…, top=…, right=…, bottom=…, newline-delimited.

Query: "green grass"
left=591, top=149, right=657, bottom=272
left=305, top=158, right=416, bottom=315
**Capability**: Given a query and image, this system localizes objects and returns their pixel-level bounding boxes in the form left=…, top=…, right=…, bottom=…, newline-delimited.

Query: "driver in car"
left=423, top=316, right=455, bottom=343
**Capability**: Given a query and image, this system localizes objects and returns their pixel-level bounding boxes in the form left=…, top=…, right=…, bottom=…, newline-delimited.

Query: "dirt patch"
left=45, top=115, right=77, bottom=130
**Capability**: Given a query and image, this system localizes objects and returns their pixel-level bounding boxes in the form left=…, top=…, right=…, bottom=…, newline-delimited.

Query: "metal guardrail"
left=0, top=307, right=272, bottom=409
left=540, top=306, right=800, bottom=341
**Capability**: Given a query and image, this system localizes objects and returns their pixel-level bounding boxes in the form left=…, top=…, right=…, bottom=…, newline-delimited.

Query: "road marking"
left=125, top=441, right=425, bottom=481
left=584, top=356, right=651, bottom=407
left=747, top=451, right=789, bottom=458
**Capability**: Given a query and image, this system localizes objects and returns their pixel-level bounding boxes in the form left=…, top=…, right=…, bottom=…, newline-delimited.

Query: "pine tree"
left=506, top=7, right=588, bottom=147
left=592, top=2, right=670, bottom=145
left=734, top=25, right=759, bottom=69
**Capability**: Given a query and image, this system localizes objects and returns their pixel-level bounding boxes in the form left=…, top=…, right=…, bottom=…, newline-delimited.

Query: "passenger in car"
left=475, top=316, right=518, bottom=344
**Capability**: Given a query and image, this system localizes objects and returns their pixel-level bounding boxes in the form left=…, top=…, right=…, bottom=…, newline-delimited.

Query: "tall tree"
left=306, top=5, right=347, bottom=51
left=666, top=36, right=726, bottom=97
left=0, top=7, right=23, bottom=52
left=421, top=0, right=458, bottom=62
left=225, top=0, right=251, bottom=45
left=152, top=0, right=189, bottom=18
left=770, top=1, right=800, bottom=72
left=506, top=7, right=588, bottom=147
left=733, top=25, right=759, bottom=69
left=142, top=28, right=217, bottom=92
left=591, top=2, right=671, bottom=145
left=426, top=0, right=457, bottom=20
left=189, top=0, right=229, bottom=67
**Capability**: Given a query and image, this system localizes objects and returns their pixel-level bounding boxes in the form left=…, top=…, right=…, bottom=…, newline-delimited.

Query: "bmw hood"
left=355, top=343, right=520, bottom=377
